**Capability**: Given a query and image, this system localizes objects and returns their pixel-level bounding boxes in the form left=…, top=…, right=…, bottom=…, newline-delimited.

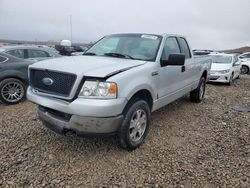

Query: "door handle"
left=181, top=66, right=185, bottom=72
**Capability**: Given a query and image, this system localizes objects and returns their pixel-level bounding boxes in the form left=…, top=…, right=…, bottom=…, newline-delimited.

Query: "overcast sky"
left=0, top=0, right=250, bottom=50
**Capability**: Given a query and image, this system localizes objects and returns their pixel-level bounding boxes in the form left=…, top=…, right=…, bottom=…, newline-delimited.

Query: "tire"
left=119, top=99, right=151, bottom=150
left=190, top=77, right=206, bottom=103
left=0, top=78, right=26, bottom=104
left=228, top=73, right=234, bottom=86
left=241, top=65, right=249, bottom=75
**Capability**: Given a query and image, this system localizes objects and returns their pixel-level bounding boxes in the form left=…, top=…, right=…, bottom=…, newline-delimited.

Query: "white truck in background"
left=27, top=33, right=212, bottom=150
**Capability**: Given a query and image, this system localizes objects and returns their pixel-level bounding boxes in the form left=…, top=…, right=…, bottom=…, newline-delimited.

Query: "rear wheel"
left=119, top=99, right=151, bottom=150
left=0, top=78, right=25, bottom=104
left=190, top=77, right=206, bottom=103
left=241, top=65, right=249, bottom=74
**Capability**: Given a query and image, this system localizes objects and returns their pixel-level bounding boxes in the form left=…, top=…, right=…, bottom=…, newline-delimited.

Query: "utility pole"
left=70, top=15, right=73, bottom=42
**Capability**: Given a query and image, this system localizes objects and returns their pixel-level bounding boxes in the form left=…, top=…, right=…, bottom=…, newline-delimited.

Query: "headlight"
left=217, top=69, right=230, bottom=74
left=78, top=80, right=117, bottom=99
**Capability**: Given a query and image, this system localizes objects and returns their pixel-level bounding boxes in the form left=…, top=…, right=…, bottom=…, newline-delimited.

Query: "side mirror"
left=160, top=54, right=185, bottom=67
left=233, top=62, right=240, bottom=66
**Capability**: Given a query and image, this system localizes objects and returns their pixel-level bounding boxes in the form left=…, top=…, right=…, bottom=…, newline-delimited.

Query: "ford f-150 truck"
left=27, top=33, right=212, bottom=150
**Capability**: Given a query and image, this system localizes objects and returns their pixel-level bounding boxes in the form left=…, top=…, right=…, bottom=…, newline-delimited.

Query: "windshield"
left=212, top=55, right=232, bottom=64
left=85, top=34, right=162, bottom=61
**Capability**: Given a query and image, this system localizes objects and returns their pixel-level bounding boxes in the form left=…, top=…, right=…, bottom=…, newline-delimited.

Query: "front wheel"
left=228, top=73, right=234, bottom=86
left=0, top=78, right=26, bottom=104
left=190, top=77, right=206, bottom=103
left=119, top=99, right=151, bottom=150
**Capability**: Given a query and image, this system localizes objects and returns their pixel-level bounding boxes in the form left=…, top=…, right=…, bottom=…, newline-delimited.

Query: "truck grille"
left=29, top=69, right=77, bottom=97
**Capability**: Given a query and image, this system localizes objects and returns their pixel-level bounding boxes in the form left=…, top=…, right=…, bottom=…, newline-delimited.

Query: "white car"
left=209, top=53, right=241, bottom=85
left=240, top=59, right=250, bottom=74
left=239, top=52, right=250, bottom=60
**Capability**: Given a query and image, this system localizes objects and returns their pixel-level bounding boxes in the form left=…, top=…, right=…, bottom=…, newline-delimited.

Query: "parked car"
left=0, top=45, right=61, bottom=61
left=209, top=53, right=241, bottom=85
left=239, top=52, right=250, bottom=60
left=27, top=33, right=212, bottom=150
left=0, top=52, right=35, bottom=104
left=55, top=45, right=88, bottom=56
left=240, top=59, right=250, bottom=74
left=193, top=50, right=213, bottom=56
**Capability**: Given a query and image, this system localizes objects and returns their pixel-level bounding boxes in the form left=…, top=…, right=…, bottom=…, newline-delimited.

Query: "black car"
left=54, top=45, right=88, bottom=56
left=0, top=52, right=35, bottom=104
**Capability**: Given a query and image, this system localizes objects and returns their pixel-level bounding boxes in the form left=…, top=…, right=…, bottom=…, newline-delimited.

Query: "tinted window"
left=28, top=49, right=50, bottom=58
left=6, top=49, right=25, bottom=59
left=161, top=37, right=180, bottom=60
left=179, top=38, right=191, bottom=59
left=0, top=55, right=8, bottom=62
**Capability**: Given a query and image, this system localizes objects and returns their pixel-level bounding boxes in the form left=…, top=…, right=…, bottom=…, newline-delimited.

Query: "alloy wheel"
left=1, top=81, right=24, bottom=103
left=129, top=109, right=147, bottom=142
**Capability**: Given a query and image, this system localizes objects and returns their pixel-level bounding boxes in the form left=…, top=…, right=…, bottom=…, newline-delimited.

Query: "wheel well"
left=202, top=71, right=207, bottom=80
left=128, top=89, right=153, bottom=110
left=242, top=65, right=250, bottom=71
left=242, top=65, right=249, bottom=68
left=0, top=76, right=26, bottom=84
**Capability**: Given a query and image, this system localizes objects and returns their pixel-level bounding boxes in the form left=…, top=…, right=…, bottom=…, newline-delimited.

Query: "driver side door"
left=158, top=37, right=187, bottom=107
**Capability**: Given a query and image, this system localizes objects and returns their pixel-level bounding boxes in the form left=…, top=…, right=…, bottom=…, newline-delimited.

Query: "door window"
left=161, top=37, right=181, bottom=60
left=234, top=55, right=238, bottom=63
left=28, top=49, right=50, bottom=58
left=6, top=49, right=25, bottom=59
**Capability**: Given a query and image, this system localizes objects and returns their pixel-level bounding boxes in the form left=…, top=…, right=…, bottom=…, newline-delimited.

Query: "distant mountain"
left=221, top=46, right=250, bottom=54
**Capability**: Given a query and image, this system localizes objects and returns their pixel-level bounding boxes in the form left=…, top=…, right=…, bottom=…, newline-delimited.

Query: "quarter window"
left=161, top=37, right=180, bottom=60
left=179, top=38, right=191, bottom=59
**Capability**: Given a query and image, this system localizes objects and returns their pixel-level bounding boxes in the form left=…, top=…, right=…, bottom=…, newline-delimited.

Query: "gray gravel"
left=0, top=76, right=250, bottom=188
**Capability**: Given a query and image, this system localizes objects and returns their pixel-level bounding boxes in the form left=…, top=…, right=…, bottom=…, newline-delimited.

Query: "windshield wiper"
left=83, top=52, right=96, bottom=56
left=104, top=53, right=135, bottom=60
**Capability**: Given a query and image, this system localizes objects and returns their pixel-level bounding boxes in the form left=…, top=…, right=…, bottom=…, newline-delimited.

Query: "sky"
left=0, top=0, right=250, bottom=50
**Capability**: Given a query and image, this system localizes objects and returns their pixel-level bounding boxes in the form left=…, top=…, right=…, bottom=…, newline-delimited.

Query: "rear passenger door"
left=27, top=49, right=51, bottom=61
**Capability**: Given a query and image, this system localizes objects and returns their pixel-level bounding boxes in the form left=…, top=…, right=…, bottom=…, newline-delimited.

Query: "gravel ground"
left=0, top=76, right=250, bottom=188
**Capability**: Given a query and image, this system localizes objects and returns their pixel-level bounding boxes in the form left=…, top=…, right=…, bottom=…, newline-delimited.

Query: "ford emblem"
left=42, top=77, right=54, bottom=86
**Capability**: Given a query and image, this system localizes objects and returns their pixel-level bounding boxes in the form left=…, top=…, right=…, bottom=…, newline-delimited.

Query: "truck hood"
left=211, top=63, right=232, bottom=71
left=29, top=56, right=146, bottom=78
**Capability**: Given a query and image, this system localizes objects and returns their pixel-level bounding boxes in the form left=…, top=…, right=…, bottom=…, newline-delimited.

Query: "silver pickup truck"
left=27, top=33, right=212, bottom=150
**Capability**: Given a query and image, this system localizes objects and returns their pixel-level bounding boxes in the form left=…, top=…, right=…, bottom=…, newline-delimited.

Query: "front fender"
left=107, top=62, right=159, bottom=103
left=114, top=74, right=158, bottom=101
